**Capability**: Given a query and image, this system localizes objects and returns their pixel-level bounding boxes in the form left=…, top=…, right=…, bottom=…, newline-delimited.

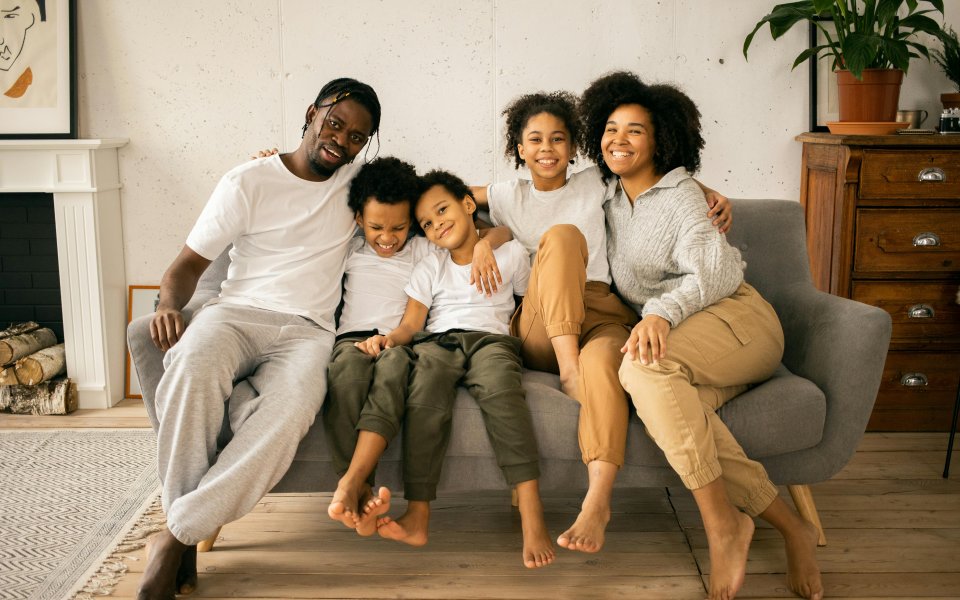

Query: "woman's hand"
left=622, top=315, right=671, bottom=365
left=355, top=334, right=392, bottom=357
left=470, top=238, right=502, bottom=296
left=705, top=189, right=733, bottom=234
left=249, top=147, right=279, bottom=160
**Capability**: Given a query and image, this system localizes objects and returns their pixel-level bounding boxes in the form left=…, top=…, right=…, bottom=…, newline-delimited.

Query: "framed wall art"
left=808, top=18, right=839, bottom=132
left=125, top=285, right=160, bottom=399
left=0, top=0, right=77, bottom=139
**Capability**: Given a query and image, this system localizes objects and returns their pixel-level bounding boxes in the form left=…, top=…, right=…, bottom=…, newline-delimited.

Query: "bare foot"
left=355, top=486, right=392, bottom=537
left=175, top=544, right=198, bottom=595
left=137, top=528, right=188, bottom=600
left=519, top=495, right=555, bottom=568
left=328, top=477, right=370, bottom=530
left=785, top=520, right=823, bottom=599
left=706, top=511, right=754, bottom=600
left=377, top=501, right=429, bottom=546
left=557, top=499, right=610, bottom=553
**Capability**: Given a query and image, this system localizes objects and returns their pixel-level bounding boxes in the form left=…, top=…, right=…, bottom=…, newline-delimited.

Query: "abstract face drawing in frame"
left=1, top=0, right=44, bottom=99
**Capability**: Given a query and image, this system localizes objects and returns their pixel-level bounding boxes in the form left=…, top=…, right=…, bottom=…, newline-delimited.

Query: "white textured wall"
left=76, top=0, right=960, bottom=284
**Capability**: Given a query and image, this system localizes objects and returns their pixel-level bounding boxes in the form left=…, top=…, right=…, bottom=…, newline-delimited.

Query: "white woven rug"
left=0, top=429, right=159, bottom=600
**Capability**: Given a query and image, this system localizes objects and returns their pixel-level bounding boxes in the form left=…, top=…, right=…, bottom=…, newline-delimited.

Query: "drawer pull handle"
left=912, top=232, right=941, bottom=247
left=918, top=167, right=946, bottom=182
left=900, top=373, right=929, bottom=387
left=907, top=304, right=935, bottom=319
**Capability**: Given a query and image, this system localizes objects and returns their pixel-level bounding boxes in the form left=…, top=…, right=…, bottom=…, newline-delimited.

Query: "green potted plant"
left=933, top=26, right=960, bottom=109
left=744, top=0, right=947, bottom=129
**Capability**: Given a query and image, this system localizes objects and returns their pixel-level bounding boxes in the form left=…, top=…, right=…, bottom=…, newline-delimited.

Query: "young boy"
left=325, top=158, right=509, bottom=536
left=356, top=170, right=555, bottom=569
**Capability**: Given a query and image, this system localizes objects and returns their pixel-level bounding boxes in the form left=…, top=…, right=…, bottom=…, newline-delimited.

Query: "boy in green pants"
left=355, top=170, right=554, bottom=569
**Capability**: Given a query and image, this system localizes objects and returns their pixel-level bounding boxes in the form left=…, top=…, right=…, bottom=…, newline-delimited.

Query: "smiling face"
left=517, top=111, right=573, bottom=190
left=0, top=0, right=39, bottom=72
left=415, top=185, right=476, bottom=252
left=601, top=103, right=657, bottom=182
left=303, top=97, right=373, bottom=179
left=356, top=197, right=412, bottom=258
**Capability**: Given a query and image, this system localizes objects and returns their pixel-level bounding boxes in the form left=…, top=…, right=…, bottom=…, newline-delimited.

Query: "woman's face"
left=600, top=103, right=656, bottom=180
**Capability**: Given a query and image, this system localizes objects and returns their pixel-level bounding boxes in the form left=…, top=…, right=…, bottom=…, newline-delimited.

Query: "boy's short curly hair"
left=347, top=156, right=422, bottom=215
left=579, top=71, right=704, bottom=181
left=418, top=169, right=475, bottom=203
left=501, top=91, right=581, bottom=169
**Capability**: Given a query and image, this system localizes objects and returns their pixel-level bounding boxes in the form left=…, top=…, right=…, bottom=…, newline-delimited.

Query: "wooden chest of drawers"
left=797, top=133, right=960, bottom=431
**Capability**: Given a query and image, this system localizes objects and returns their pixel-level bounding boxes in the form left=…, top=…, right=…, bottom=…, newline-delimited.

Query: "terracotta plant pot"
left=837, top=68, right=904, bottom=122
left=941, top=92, right=960, bottom=110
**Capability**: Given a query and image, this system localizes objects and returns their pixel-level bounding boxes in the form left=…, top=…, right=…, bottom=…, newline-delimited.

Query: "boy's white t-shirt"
left=486, top=165, right=611, bottom=284
left=337, top=236, right=435, bottom=335
left=186, top=155, right=359, bottom=332
left=404, top=239, right=530, bottom=335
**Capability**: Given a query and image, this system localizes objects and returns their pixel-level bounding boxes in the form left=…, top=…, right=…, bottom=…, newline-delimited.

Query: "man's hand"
left=150, top=307, right=186, bottom=351
left=355, top=334, right=392, bottom=357
left=622, top=315, right=671, bottom=365
left=705, top=190, right=733, bottom=234
left=469, top=238, right=502, bottom=296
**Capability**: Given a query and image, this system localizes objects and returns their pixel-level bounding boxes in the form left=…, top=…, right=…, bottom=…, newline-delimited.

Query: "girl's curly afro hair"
left=501, top=91, right=581, bottom=169
left=579, top=71, right=703, bottom=182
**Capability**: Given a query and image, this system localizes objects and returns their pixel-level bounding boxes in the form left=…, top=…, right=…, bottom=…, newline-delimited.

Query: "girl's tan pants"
left=510, top=224, right=638, bottom=466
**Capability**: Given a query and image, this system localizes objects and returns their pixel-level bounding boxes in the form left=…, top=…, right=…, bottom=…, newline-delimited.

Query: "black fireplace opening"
left=0, top=193, right=63, bottom=341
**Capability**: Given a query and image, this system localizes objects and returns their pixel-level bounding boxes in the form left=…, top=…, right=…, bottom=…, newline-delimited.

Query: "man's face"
left=303, top=97, right=373, bottom=179
left=0, top=1, right=39, bottom=72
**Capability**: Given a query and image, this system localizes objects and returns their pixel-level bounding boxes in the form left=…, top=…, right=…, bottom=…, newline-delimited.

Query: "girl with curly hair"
left=580, top=71, right=823, bottom=600
left=470, top=90, right=732, bottom=556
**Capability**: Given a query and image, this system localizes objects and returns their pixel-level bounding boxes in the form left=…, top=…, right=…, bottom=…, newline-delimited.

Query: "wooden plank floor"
left=3, top=404, right=958, bottom=598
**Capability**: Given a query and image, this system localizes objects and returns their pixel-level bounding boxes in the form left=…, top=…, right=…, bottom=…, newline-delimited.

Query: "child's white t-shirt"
left=486, top=165, right=611, bottom=284
left=337, top=236, right=435, bottom=336
left=186, top=155, right=360, bottom=332
left=404, top=240, right=530, bottom=335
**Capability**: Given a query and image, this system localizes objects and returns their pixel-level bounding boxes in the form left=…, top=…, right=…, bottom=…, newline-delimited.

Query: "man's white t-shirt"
left=186, top=155, right=360, bottom=332
left=486, top=165, right=611, bottom=284
left=338, top=236, right=435, bottom=335
left=404, top=240, right=530, bottom=335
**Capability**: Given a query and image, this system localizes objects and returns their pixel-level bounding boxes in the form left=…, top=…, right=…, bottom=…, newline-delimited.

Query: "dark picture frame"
left=0, top=0, right=78, bottom=139
left=808, top=18, right=840, bottom=132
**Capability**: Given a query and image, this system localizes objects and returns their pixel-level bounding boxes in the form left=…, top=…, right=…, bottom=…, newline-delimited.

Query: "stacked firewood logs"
left=0, top=321, right=76, bottom=415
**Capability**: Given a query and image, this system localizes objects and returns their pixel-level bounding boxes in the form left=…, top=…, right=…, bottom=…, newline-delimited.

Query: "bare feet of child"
left=377, top=500, right=430, bottom=546
left=355, top=486, right=392, bottom=537
left=785, top=520, right=823, bottom=599
left=137, top=527, right=190, bottom=599
left=556, top=497, right=610, bottom=553
left=706, top=511, right=754, bottom=600
left=328, top=476, right=369, bottom=530
left=514, top=480, right=555, bottom=568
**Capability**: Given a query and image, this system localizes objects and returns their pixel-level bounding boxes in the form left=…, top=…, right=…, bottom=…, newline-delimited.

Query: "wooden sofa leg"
left=787, top=484, right=827, bottom=546
left=197, top=526, right=222, bottom=552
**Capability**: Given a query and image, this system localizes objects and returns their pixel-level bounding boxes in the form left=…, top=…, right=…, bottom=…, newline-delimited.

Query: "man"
left=137, top=77, right=381, bottom=600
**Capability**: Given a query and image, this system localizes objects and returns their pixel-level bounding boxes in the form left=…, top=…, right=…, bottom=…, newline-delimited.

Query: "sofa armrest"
left=126, top=285, right=221, bottom=431
left=767, top=281, right=892, bottom=478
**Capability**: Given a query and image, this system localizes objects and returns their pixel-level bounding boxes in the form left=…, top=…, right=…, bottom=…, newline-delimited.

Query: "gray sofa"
left=128, top=199, right=892, bottom=540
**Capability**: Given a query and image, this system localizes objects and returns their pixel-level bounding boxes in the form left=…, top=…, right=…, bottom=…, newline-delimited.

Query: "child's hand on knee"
left=355, top=334, right=391, bottom=357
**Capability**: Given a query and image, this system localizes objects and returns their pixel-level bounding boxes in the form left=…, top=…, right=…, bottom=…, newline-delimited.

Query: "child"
left=468, top=91, right=733, bottom=554
left=356, top=170, right=555, bottom=569
left=324, top=157, right=508, bottom=536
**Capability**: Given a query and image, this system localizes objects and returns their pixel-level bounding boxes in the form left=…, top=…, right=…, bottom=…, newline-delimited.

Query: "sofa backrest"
left=724, top=199, right=812, bottom=301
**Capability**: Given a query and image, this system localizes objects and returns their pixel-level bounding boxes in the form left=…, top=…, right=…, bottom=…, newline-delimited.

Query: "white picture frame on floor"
left=125, top=285, right=159, bottom=399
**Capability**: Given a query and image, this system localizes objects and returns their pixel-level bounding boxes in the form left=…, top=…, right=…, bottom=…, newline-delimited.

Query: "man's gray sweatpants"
left=155, top=303, right=333, bottom=545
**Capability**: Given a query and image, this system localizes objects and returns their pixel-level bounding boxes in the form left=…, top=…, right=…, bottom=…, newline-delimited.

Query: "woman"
left=579, top=71, right=823, bottom=600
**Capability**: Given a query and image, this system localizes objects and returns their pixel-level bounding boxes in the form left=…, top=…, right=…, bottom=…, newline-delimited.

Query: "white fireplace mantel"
left=0, top=138, right=129, bottom=409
